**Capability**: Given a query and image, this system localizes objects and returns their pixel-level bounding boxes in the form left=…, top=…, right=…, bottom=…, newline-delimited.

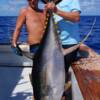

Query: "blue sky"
left=0, top=0, right=27, bottom=16
left=79, top=0, right=99, bottom=15
left=0, top=0, right=99, bottom=16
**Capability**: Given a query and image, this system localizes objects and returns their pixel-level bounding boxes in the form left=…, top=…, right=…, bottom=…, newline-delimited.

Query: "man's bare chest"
left=26, top=11, right=45, bottom=24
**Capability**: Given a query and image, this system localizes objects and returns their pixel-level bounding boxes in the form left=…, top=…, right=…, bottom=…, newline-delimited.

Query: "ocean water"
left=79, top=16, right=100, bottom=54
left=0, top=16, right=100, bottom=54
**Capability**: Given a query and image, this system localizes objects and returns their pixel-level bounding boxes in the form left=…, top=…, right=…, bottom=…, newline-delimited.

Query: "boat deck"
left=1, top=45, right=100, bottom=100
left=0, top=67, right=33, bottom=100
left=72, top=47, right=100, bottom=100
left=0, top=45, right=33, bottom=100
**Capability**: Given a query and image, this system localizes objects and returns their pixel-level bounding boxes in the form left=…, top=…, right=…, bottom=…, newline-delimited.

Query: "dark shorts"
left=62, top=44, right=79, bottom=72
left=30, top=44, right=40, bottom=53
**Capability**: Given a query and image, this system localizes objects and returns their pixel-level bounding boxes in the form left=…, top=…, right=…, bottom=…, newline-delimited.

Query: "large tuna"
left=31, top=11, right=65, bottom=100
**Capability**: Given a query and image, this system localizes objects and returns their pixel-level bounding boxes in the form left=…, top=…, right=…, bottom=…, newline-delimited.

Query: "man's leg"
left=30, top=44, right=40, bottom=100
left=62, top=48, right=78, bottom=100
left=33, top=96, right=35, bottom=100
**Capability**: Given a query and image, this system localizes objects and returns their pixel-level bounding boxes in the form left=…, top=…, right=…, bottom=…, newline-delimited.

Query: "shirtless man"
left=12, top=0, right=46, bottom=48
left=11, top=0, right=46, bottom=99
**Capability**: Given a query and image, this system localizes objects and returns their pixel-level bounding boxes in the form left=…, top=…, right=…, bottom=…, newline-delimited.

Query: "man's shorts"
left=62, top=44, right=79, bottom=72
left=19, top=43, right=40, bottom=59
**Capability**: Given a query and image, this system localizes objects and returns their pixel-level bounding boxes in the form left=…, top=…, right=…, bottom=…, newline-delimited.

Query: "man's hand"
left=11, top=44, right=23, bottom=56
left=45, top=2, right=58, bottom=13
left=11, top=42, right=17, bottom=48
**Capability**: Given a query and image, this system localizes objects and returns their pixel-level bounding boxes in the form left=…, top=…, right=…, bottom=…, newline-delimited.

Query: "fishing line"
left=80, top=17, right=96, bottom=44
left=63, top=17, right=96, bottom=55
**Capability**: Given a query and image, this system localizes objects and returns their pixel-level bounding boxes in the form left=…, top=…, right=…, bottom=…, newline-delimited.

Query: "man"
left=12, top=0, right=46, bottom=53
left=45, top=0, right=81, bottom=70
left=11, top=0, right=47, bottom=99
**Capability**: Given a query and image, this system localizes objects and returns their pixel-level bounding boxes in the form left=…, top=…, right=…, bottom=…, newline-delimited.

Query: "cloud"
left=80, top=0, right=99, bottom=15
left=0, top=5, right=11, bottom=11
left=8, top=0, right=27, bottom=5
left=0, top=0, right=27, bottom=16
left=0, top=0, right=100, bottom=16
left=0, top=4, right=18, bottom=16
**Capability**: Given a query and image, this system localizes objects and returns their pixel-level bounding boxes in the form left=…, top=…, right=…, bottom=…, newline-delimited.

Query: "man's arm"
left=45, top=2, right=80, bottom=22
left=12, top=8, right=26, bottom=47
left=55, top=10, right=80, bottom=22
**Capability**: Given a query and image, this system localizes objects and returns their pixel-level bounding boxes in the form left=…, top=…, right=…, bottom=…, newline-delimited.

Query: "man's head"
left=27, top=0, right=39, bottom=9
